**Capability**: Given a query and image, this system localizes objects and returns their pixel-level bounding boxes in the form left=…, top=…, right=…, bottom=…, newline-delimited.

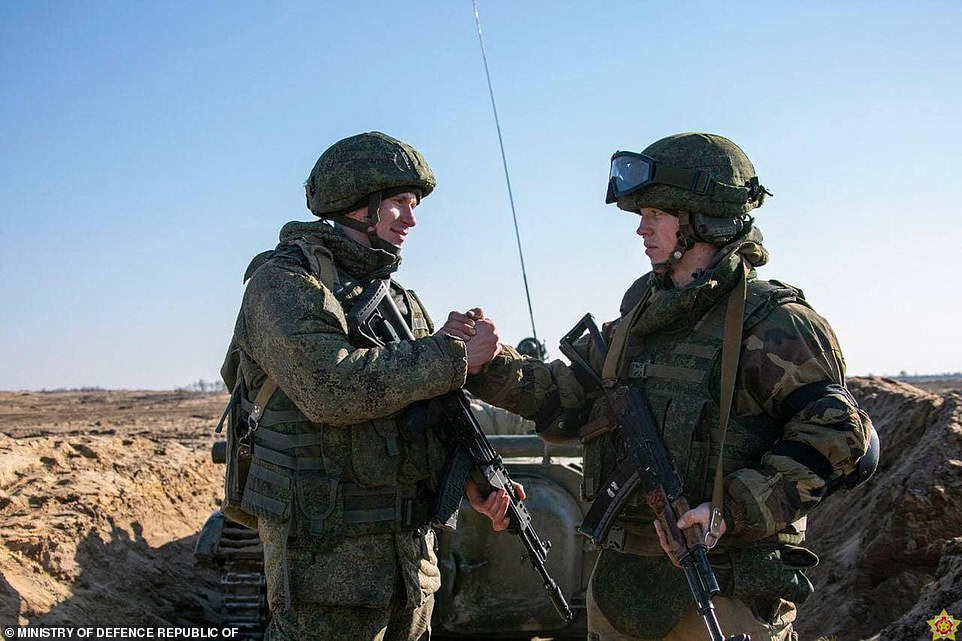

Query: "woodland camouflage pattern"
left=467, top=233, right=872, bottom=638
left=222, top=220, right=467, bottom=641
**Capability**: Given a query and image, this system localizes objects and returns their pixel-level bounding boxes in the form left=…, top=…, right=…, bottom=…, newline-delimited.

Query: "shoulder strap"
left=619, top=274, right=654, bottom=316
left=602, top=281, right=654, bottom=383
left=249, top=377, right=278, bottom=428
left=238, top=238, right=340, bottom=421
left=706, top=260, right=747, bottom=547
left=743, top=279, right=809, bottom=332
left=288, top=238, right=339, bottom=291
left=243, top=250, right=277, bottom=283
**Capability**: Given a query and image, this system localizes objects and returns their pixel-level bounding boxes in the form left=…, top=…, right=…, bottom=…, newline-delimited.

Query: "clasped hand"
left=436, top=307, right=501, bottom=374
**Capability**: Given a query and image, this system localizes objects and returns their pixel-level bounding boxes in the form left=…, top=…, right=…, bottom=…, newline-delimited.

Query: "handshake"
left=436, top=307, right=501, bottom=375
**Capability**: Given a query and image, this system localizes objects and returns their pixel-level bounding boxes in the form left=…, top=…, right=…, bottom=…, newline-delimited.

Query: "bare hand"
left=436, top=310, right=477, bottom=341
left=465, top=317, right=501, bottom=374
left=653, top=502, right=727, bottom=566
left=465, top=478, right=526, bottom=532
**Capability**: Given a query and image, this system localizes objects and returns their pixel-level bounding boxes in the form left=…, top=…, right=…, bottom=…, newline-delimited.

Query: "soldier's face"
left=636, top=207, right=679, bottom=267
left=343, top=192, right=419, bottom=248
left=374, top=192, right=418, bottom=247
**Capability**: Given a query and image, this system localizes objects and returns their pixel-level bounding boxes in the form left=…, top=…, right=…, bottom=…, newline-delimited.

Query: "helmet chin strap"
left=364, top=191, right=402, bottom=256
left=328, top=192, right=401, bottom=255
left=653, top=210, right=697, bottom=275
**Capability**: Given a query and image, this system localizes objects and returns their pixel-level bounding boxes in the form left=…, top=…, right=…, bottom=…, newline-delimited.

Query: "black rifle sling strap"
left=706, top=259, right=747, bottom=547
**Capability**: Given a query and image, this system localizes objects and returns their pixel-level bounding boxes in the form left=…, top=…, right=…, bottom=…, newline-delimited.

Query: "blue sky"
left=1, top=1, right=959, bottom=389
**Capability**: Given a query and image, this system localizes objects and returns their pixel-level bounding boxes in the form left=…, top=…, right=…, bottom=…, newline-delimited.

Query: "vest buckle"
left=628, top=360, right=652, bottom=379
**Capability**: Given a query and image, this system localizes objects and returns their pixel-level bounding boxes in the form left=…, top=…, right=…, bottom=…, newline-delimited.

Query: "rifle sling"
left=707, top=260, right=747, bottom=546
left=602, top=287, right=651, bottom=383
left=598, top=262, right=748, bottom=548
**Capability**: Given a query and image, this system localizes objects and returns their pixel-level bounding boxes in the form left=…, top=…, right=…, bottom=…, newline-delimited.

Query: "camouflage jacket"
left=223, top=219, right=477, bottom=534
left=468, top=241, right=872, bottom=544
left=221, top=220, right=467, bottom=612
left=224, top=220, right=467, bottom=428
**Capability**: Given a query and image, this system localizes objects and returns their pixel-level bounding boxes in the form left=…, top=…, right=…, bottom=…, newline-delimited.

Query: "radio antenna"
left=472, top=0, right=539, bottom=344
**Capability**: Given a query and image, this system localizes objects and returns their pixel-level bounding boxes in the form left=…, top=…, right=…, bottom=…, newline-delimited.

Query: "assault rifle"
left=347, top=278, right=573, bottom=623
left=559, top=313, right=749, bottom=641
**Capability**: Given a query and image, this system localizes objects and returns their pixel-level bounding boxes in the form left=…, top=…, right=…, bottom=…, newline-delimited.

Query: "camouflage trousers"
left=260, top=519, right=441, bottom=641
left=264, top=593, right=434, bottom=641
left=587, top=570, right=797, bottom=641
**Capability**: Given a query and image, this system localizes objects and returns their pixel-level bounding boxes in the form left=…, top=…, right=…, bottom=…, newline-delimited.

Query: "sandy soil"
left=1, top=380, right=960, bottom=639
left=0, top=390, right=226, bottom=627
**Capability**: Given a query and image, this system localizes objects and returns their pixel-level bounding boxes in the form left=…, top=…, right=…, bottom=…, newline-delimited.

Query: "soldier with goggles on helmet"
left=466, top=132, right=876, bottom=641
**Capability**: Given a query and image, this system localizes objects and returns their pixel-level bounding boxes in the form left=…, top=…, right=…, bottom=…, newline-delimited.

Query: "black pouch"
left=218, top=378, right=258, bottom=529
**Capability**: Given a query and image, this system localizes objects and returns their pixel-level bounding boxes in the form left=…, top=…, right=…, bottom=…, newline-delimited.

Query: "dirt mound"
left=1, top=381, right=960, bottom=639
left=0, top=391, right=227, bottom=626
left=796, top=377, right=962, bottom=641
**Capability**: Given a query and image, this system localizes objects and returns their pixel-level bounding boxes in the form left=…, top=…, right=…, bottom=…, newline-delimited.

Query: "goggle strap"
left=651, top=165, right=713, bottom=195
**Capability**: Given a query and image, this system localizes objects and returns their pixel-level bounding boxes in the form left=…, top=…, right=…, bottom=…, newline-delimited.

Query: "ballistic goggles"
left=605, top=151, right=714, bottom=204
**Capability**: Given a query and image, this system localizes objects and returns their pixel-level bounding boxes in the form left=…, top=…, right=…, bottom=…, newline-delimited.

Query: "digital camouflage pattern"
left=614, top=132, right=767, bottom=218
left=467, top=233, right=872, bottom=639
left=259, top=519, right=439, bottom=640
left=305, top=131, right=436, bottom=217
left=222, top=219, right=467, bottom=641
left=228, top=221, right=465, bottom=425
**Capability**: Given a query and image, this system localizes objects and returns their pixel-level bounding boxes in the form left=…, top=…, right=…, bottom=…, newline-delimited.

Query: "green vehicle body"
left=195, top=434, right=595, bottom=639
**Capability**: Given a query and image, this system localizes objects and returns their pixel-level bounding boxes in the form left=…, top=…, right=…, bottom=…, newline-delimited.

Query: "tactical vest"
left=223, top=238, right=445, bottom=547
left=582, top=277, right=810, bottom=541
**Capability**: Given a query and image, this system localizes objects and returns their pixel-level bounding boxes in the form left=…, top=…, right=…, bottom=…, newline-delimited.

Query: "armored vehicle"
left=195, top=433, right=594, bottom=640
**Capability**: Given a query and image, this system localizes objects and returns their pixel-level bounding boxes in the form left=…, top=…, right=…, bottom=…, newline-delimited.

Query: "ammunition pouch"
left=216, top=377, right=258, bottom=530
left=710, top=543, right=818, bottom=609
left=242, top=417, right=435, bottom=547
left=591, top=549, right=691, bottom=639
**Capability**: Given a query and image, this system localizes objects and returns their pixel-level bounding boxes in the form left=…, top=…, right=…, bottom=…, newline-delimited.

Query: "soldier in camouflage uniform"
left=466, top=133, right=873, bottom=640
left=221, top=131, right=513, bottom=641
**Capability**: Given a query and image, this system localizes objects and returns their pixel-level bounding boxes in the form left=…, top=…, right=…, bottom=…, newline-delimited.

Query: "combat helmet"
left=606, top=133, right=771, bottom=261
left=305, top=131, right=436, bottom=251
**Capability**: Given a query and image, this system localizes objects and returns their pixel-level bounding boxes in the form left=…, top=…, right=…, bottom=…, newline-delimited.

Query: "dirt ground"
left=0, top=390, right=225, bottom=627
left=0, top=380, right=960, bottom=640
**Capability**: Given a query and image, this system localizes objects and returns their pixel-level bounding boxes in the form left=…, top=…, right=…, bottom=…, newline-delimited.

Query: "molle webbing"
left=252, top=444, right=325, bottom=471
left=241, top=396, right=326, bottom=471
left=241, top=396, right=309, bottom=428
left=341, top=485, right=435, bottom=529
left=626, top=360, right=705, bottom=384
